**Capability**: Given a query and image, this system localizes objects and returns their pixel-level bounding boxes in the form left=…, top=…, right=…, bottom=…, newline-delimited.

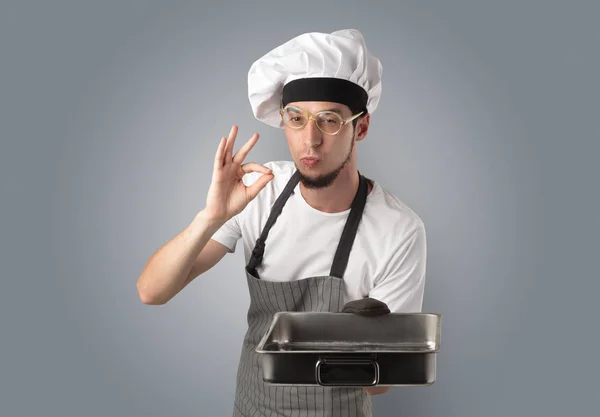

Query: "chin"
left=297, top=165, right=341, bottom=190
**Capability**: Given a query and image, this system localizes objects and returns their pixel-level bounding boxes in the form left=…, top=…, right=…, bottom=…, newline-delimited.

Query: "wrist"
left=194, top=209, right=226, bottom=231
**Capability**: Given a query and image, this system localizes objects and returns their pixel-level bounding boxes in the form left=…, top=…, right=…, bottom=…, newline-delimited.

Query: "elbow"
left=139, top=292, right=165, bottom=305
left=136, top=279, right=166, bottom=305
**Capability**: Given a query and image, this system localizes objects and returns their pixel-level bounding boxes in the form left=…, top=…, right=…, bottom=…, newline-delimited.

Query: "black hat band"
left=282, top=77, right=368, bottom=113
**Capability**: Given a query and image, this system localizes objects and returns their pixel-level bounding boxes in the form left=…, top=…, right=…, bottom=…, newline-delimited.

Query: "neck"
left=298, top=163, right=361, bottom=213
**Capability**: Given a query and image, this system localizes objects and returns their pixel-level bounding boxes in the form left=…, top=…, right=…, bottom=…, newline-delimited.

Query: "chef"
left=136, top=28, right=427, bottom=417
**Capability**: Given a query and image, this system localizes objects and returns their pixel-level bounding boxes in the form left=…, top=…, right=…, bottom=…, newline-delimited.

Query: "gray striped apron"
left=232, top=169, right=372, bottom=417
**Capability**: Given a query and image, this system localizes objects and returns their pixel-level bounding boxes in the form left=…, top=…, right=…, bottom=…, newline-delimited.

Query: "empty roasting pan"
left=255, top=312, right=441, bottom=387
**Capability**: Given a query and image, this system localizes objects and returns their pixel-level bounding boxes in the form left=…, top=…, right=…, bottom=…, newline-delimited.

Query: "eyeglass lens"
left=282, top=107, right=343, bottom=134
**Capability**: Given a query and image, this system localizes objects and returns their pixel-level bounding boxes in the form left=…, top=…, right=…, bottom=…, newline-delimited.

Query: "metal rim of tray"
left=255, top=311, right=442, bottom=354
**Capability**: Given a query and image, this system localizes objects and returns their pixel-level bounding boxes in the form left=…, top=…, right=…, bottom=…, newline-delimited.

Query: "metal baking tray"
left=255, top=312, right=441, bottom=387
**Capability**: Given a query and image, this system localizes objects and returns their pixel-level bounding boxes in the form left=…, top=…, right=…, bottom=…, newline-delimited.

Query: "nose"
left=303, top=118, right=323, bottom=148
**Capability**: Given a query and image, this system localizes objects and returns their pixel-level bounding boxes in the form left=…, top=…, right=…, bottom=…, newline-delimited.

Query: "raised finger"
left=224, top=125, right=238, bottom=163
left=233, top=132, right=259, bottom=165
left=214, top=136, right=226, bottom=173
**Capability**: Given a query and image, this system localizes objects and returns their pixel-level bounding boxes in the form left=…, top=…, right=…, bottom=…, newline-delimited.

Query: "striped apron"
left=232, top=169, right=372, bottom=417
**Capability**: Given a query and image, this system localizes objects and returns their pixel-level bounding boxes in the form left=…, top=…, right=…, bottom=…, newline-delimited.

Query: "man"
left=137, top=29, right=427, bottom=417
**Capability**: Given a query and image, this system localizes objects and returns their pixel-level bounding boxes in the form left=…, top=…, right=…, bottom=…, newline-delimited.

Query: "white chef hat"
left=247, top=29, right=383, bottom=128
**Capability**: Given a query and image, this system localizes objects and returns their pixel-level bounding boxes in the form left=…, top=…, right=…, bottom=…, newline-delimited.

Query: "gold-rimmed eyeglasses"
left=280, top=105, right=364, bottom=135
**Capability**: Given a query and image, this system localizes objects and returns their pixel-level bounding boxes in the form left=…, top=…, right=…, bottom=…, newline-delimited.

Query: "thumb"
left=246, top=173, right=274, bottom=200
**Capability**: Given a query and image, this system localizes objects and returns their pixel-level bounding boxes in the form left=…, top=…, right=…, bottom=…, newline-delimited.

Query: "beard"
left=297, top=136, right=355, bottom=190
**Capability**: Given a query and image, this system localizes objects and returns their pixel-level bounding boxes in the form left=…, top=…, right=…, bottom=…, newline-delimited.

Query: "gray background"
left=1, top=1, right=598, bottom=416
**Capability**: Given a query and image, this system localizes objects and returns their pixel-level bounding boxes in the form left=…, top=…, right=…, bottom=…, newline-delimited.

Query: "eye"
left=318, top=113, right=341, bottom=124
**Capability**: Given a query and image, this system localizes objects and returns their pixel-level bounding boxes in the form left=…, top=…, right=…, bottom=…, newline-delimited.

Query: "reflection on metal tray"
left=255, top=312, right=441, bottom=387
left=264, top=341, right=435, bottom=352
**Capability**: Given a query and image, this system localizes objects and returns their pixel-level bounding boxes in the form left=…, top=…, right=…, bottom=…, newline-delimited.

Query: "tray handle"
left=316, top=358, right=379, bottom=386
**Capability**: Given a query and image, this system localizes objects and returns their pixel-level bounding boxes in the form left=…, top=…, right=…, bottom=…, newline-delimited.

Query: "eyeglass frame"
left=279, top=104, right=365, bottom=135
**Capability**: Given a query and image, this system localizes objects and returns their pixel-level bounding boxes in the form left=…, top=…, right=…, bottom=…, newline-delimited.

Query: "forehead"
left=285, top=101, right=351, bottom=114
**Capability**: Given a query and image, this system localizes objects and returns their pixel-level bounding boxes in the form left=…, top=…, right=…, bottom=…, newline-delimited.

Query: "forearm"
left=136, top=210, right=224, bottom=304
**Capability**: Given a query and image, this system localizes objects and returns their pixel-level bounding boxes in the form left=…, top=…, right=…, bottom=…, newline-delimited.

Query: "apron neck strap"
left=329, top=172, right=369, bottom=278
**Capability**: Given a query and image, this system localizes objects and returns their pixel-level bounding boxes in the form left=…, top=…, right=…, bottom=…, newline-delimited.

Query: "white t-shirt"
left=210, top=160, right=427, bottom=313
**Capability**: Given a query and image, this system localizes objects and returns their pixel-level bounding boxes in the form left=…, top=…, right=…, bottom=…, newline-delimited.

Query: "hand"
left=204, top=125, right=274, bottom=222
left=341, top=297, right=391, bottom=316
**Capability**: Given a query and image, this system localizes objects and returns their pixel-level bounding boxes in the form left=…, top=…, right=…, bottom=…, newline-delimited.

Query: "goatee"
left=297, top=137, right=354, bottom=190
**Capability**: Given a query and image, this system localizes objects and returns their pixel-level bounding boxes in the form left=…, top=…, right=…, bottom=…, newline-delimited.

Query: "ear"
left=355, top=113, right=370, bottom=142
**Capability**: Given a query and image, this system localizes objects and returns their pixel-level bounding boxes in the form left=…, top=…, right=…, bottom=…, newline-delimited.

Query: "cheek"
left=285, top=134, right=305, bottom=157
left=284, top=132, right=299, bottom=148
left=284, top=127, right=301, bottom=141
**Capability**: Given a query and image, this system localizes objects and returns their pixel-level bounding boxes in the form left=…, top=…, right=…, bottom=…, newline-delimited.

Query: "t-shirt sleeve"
left=369, top=222, right=428, bottom=313
left=210, top=214, right=242, bottom=253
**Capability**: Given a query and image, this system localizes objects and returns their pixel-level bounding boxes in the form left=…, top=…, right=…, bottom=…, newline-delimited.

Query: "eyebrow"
left=321, top=108, right=344, bottom=114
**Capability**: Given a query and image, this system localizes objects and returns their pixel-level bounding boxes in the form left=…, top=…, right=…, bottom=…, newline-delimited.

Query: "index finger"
left=232, top=132, right=259, bottom=164
left=225, top=125, right=238, bottom=162
left=213, top=136, right=226, bottom=173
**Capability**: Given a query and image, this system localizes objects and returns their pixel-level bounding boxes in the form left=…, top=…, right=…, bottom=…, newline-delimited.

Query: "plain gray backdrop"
left=1, top=1, right=598, bottom=416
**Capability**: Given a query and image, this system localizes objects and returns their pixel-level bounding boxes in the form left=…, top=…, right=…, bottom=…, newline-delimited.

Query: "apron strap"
left=246, top=170, right=301, bottom=277
left=246, top=169, right=369, bottom=280
left=329, top=172, right=369, bottom=278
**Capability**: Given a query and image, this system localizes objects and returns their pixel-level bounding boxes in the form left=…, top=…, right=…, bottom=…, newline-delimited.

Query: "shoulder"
left=365, top=179, right=426, bottom=241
